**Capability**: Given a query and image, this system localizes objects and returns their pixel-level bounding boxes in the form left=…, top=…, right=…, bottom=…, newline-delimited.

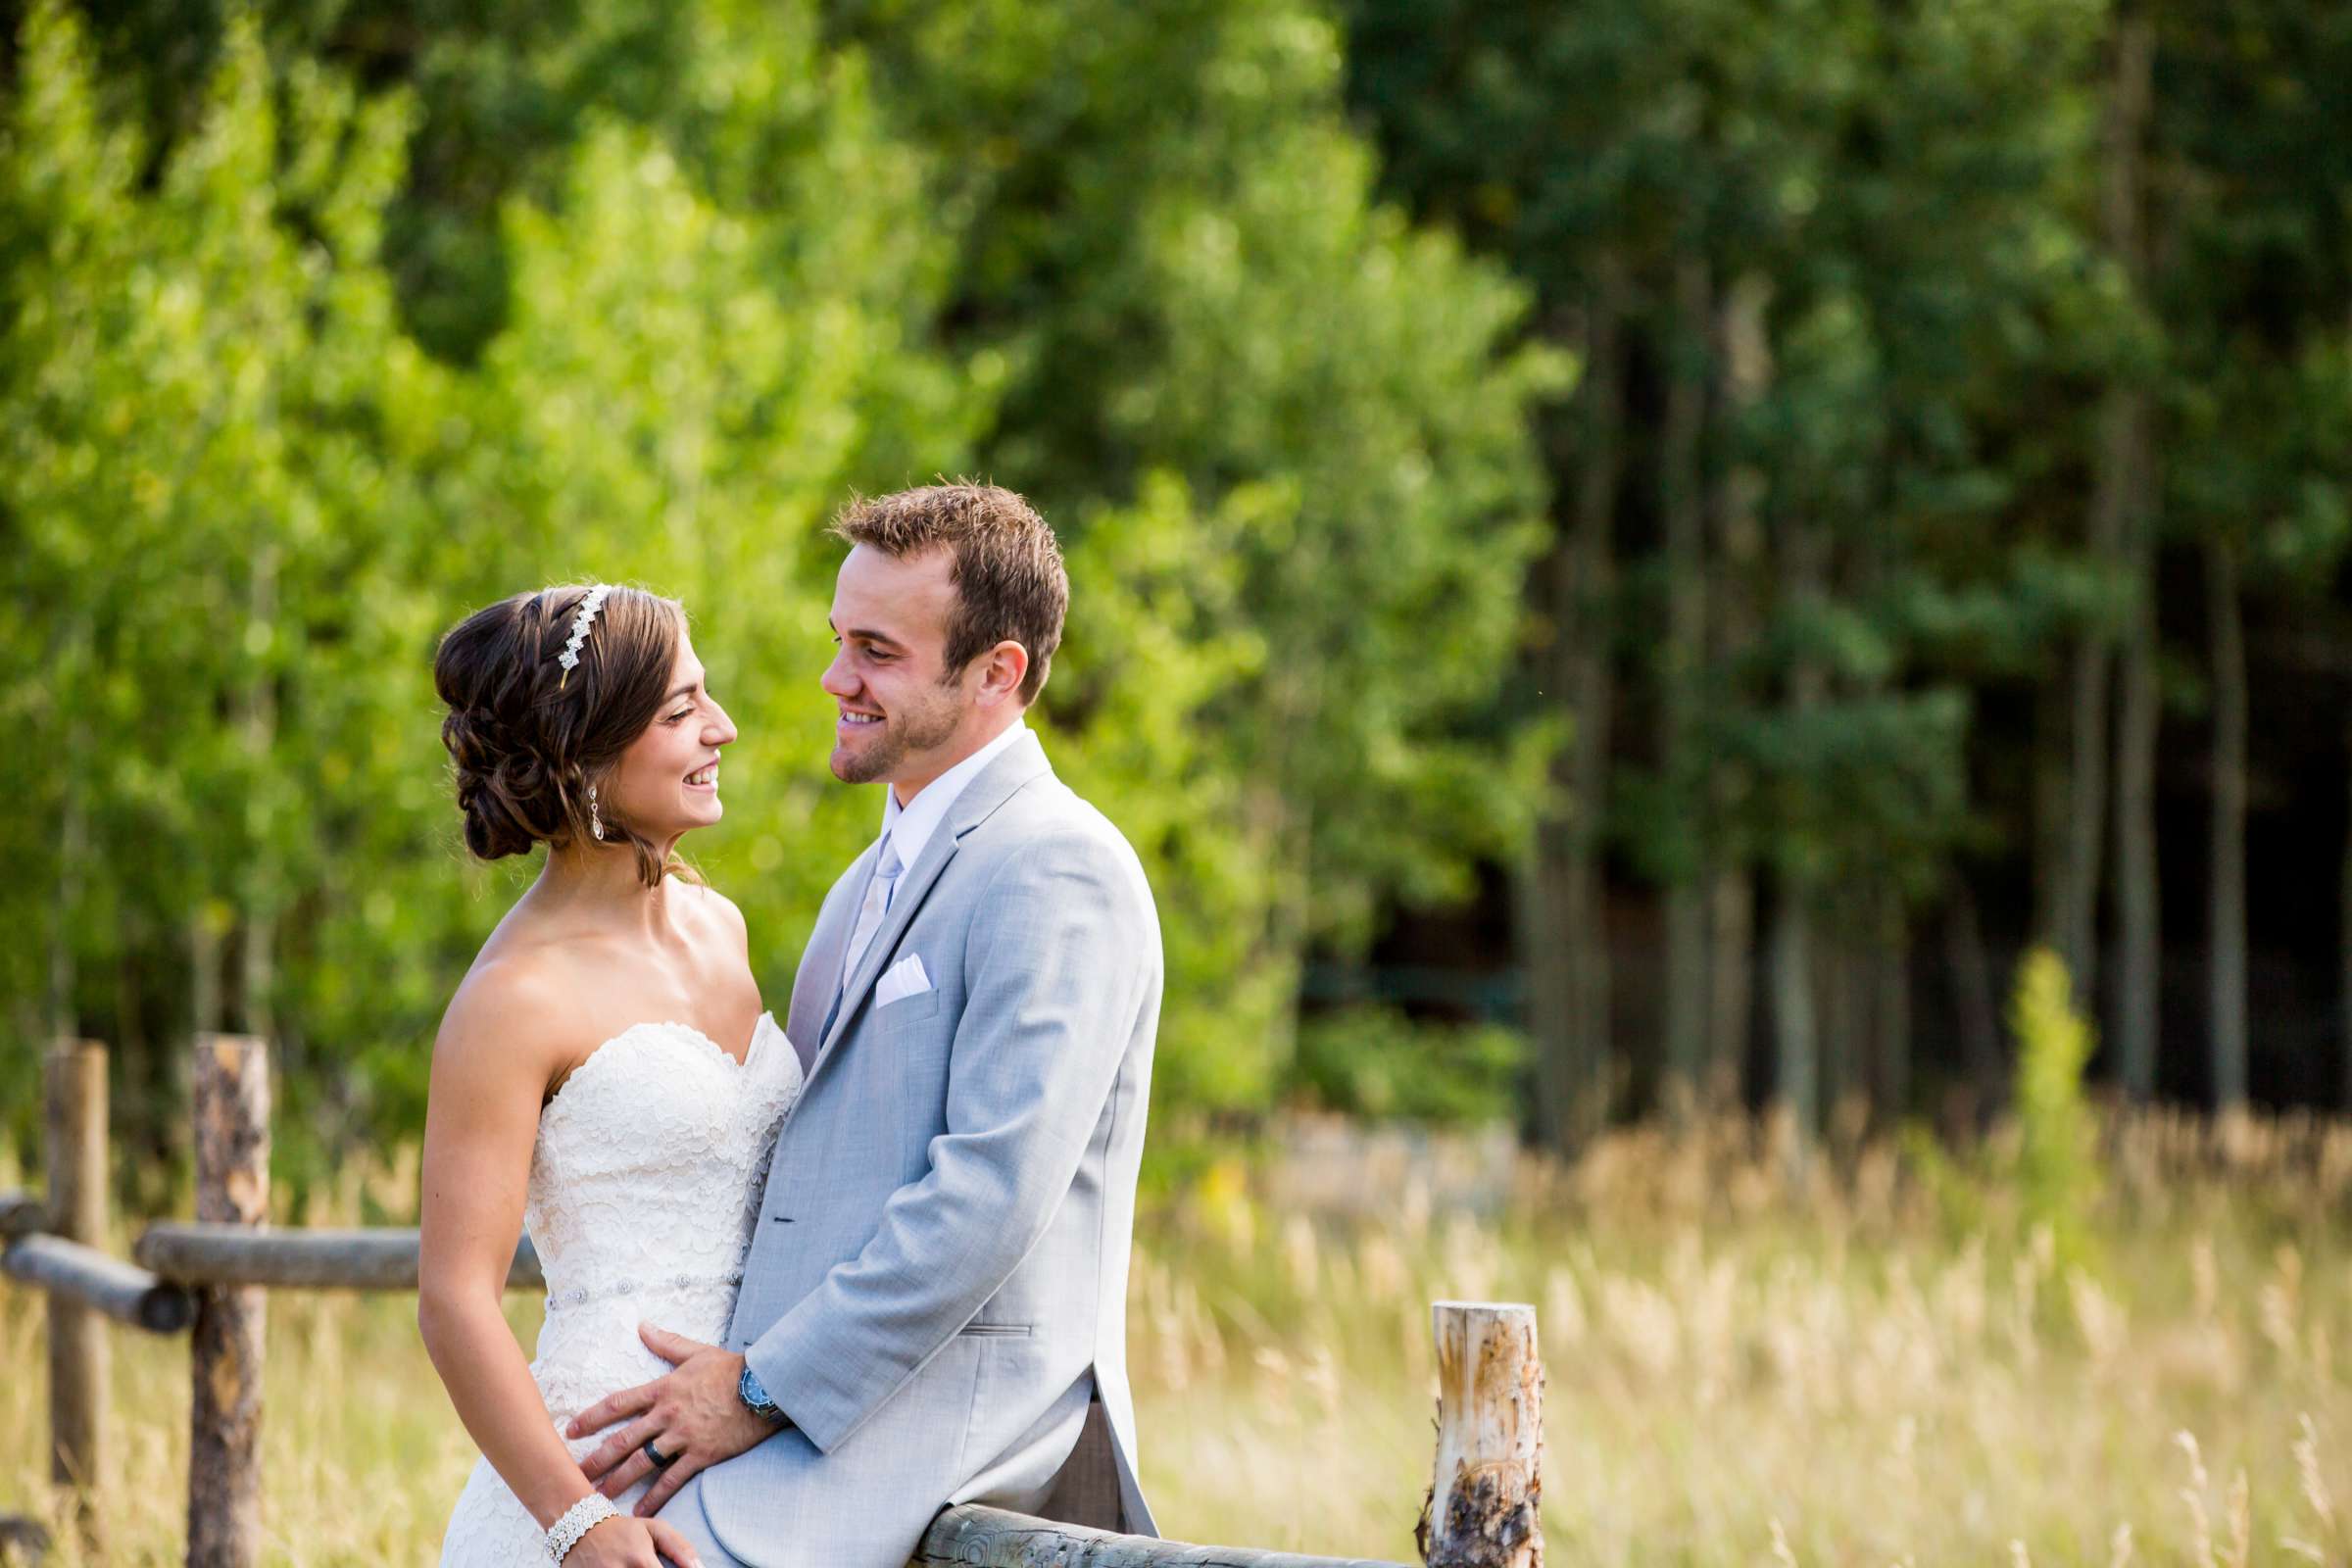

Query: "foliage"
left=1902, top=946, right=2103, bottom=1256
left=0, top=0, right=1559, bottom=1158
left=1339, top=0, right=2352, bottom=1128
left=2009, top=946, right=2101, bottom=1252
left=826, top=0, right=1566, bottom=1094
left=1290, top=1006, right=1524, bottom=1124
left=0, top=0, right=456, bottom=1169
left=0, top=0, right=979, bottom=1169
left=7, top=0, right=2351, bottom=1154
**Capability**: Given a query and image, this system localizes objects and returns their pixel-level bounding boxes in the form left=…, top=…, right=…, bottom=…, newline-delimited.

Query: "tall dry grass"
left=3, top=1111, right=2348, bottom=1565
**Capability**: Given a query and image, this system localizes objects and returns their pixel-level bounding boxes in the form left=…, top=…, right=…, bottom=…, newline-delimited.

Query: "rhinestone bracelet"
left=547, top=1493, right=621, bottom=1562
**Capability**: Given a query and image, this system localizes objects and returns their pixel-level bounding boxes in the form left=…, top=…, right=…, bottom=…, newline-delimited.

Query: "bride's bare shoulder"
left=434, top=943, right=596, bottom=1089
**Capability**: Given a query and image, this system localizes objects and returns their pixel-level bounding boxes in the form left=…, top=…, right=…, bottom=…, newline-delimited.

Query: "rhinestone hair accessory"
left=555, top=585, right=612, bottom=687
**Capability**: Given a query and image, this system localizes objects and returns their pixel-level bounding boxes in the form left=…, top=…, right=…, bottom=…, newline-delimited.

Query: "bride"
left=419, top=585, right=801, bottom=1568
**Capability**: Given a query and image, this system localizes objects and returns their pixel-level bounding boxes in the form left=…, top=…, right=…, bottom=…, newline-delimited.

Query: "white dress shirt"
left=827, top=720, right=1031, bottom=1019
left=876, top=718, right=1029, bottom=874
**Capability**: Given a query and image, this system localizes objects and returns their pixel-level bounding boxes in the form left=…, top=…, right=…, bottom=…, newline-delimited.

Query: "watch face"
left=739, top=1366, right=778, bottom=1417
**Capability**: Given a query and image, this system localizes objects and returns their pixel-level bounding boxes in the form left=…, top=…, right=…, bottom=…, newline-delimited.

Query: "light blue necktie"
left=823, top=833, right=903, bottom=1040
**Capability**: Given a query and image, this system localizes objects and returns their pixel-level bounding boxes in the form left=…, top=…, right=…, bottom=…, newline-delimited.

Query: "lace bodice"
left=438, top=1012, right=801, bottom=1563
left=529, top=1016, right=798, bottom=1311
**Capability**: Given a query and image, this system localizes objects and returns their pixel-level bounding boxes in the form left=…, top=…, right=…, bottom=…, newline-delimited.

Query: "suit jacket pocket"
left=956, top=1321, right=1032, bottom=1337
left=870, top=988, right=944, bottom=1029
left=878, top=989, right=953, bottom=1175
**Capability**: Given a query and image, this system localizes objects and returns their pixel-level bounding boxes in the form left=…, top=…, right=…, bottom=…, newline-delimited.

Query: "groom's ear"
left=972, top=638, right=1031, bottom=706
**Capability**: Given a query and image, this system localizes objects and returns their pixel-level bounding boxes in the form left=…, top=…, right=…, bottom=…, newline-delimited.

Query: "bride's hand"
left=565, top=1512, right=703, bottom=1568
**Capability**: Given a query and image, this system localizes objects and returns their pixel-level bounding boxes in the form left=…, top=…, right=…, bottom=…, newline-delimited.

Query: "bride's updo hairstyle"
left=433, top=585, right=687, bottom=888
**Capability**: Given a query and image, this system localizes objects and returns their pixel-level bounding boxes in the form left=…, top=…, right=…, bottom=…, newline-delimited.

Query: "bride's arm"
left=416, top=971, right=609, bottom=1531
left=420, top=968, right=702, bottom=1559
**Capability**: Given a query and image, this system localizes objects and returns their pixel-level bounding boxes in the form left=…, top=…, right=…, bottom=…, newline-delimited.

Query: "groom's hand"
left=569, top=1324, right=780, bottom=1517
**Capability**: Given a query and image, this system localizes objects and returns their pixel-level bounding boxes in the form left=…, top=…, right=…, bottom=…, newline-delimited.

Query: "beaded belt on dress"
left=543, top=1269, right=743, bottom=1313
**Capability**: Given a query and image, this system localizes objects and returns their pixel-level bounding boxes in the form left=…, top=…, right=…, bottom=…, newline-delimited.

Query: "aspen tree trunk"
left=1660, top=259, right=1714, bottom=1118
left=2113, top=513, right=2161, bottom=1100
left=1769, top=886, right=1819, bottom=1145
left=2103, top=6, right=2161, bottom=1101
left=46, top=1042, right=107, bottom=1548
left=2060, top=612, right=2115, bottom=1000
left=48, top=615, right=91, bottom=1041
left=1705, top=274, right=1772, bottom=1107
left=1818, top=924, right=1860, bottom=1134
left=2207, top=535, right=2248, bottom=1110
left=238, top=546, right=279, bottom=1042
left=1944, top=881, right=2003, bottom=1128
left=1770, top=511, right=1828, bottom=1143
left=1523, top=264, right=1624, bottom=1152
left=191, top=918, right=223, bottom=1041
left=2063, top=7, right=2157, bottom=1005
left=1876, top=898, right=1912, bottom=1123
left=49, top=760, right=84, bottom=1040
left=2032, top=666, right=2072, bottom=956
left=1706, top=869, right=1754, bottom=1109
left=1562, top=270, right=1624, bottom=1145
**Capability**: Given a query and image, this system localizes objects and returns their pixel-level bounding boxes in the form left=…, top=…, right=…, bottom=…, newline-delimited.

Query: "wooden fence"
left=2, top=1039, right=1544, bottom=1568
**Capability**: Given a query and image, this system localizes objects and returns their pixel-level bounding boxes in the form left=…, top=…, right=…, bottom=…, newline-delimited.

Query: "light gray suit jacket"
left=696, top=730, right=1160, bottom=1566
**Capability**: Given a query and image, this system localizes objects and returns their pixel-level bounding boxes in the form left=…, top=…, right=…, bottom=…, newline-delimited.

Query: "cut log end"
left=1421, top=1303, right=1543, bottom=1568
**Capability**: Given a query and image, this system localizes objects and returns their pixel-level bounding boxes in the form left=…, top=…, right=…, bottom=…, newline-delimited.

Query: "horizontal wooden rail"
left=916, top=1504, right=1409, bottom=1568
left=2, top=1234, right=195, bottom=1334
left=0, top=1190, right=43, bottom=1239
left=134, top=1225, right=543, bottom=1292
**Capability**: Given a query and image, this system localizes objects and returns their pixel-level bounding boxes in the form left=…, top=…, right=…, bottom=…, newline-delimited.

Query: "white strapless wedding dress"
left=438, top=1012, right=802, bottom=1564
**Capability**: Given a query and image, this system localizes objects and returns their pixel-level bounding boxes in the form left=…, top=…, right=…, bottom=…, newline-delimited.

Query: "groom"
left=567, top=484, right=1162, bottom=1566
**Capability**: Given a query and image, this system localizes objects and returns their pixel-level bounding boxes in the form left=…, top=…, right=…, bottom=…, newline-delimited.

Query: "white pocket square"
left=874, top=954, right=933, bottom=1007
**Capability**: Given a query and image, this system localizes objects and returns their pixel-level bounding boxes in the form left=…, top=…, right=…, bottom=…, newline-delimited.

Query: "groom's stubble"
left=830, top=680, right=964, bottom=787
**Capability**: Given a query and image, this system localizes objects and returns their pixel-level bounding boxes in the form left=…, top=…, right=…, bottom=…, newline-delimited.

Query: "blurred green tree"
left=2149, top=0, right=2352, bottom=1112
left=0, top=0, right=1559, bottom=1167
left=822, top=0, right=1564, bottom=1109
left=0, top=0, right=456, bottom=1173
left=1340, top=0, right=2112, bottom=1142
left=0, top=0, right=981, bottom=1178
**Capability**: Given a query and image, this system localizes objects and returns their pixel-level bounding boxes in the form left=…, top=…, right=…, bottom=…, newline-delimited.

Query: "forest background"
left=2, top=0, right=2350, bottom=1198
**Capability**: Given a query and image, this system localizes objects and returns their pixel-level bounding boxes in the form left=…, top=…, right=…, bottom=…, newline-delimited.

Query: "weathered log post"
left=187, top=1035, right=269, bottom=1568
left=1417, top=1302, right=1543, bottom=1568
left=45, top=1040, right=108, bottom=1540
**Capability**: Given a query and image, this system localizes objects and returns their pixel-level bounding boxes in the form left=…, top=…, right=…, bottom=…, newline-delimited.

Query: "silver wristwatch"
left=738, top=1363, right=789, bottom=1427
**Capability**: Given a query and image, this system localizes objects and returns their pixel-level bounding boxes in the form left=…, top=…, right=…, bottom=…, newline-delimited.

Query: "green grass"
left=4, top=1111, right=2348, bottom=1565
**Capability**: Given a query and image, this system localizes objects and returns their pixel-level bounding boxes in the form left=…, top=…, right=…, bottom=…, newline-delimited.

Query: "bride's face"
left=605, top=634, right=737, bottom=843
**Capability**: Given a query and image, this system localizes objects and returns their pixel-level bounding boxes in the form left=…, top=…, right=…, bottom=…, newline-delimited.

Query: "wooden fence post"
left=187, top=1035, right=268, bottom=1568
left=45, top=1041, right=108, bottom=1542
left=1418, top=1301, right=1543, bottom=1568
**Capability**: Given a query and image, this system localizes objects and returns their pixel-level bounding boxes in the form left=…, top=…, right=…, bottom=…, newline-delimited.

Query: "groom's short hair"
left=831, top=482, right=1068, bottom=705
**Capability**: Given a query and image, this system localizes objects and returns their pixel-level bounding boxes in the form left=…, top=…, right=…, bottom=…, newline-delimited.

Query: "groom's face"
left=823, top=545, right=971, bottom=792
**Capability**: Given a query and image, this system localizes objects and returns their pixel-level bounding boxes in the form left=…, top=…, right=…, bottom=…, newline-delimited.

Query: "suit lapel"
left=786, top=847, right=872, bottom=1069
left=805, top=730, right=1054, bottom=1085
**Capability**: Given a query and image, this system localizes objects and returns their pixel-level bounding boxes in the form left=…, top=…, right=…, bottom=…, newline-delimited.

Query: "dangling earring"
left=589, top=783, right=606, bottom=843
